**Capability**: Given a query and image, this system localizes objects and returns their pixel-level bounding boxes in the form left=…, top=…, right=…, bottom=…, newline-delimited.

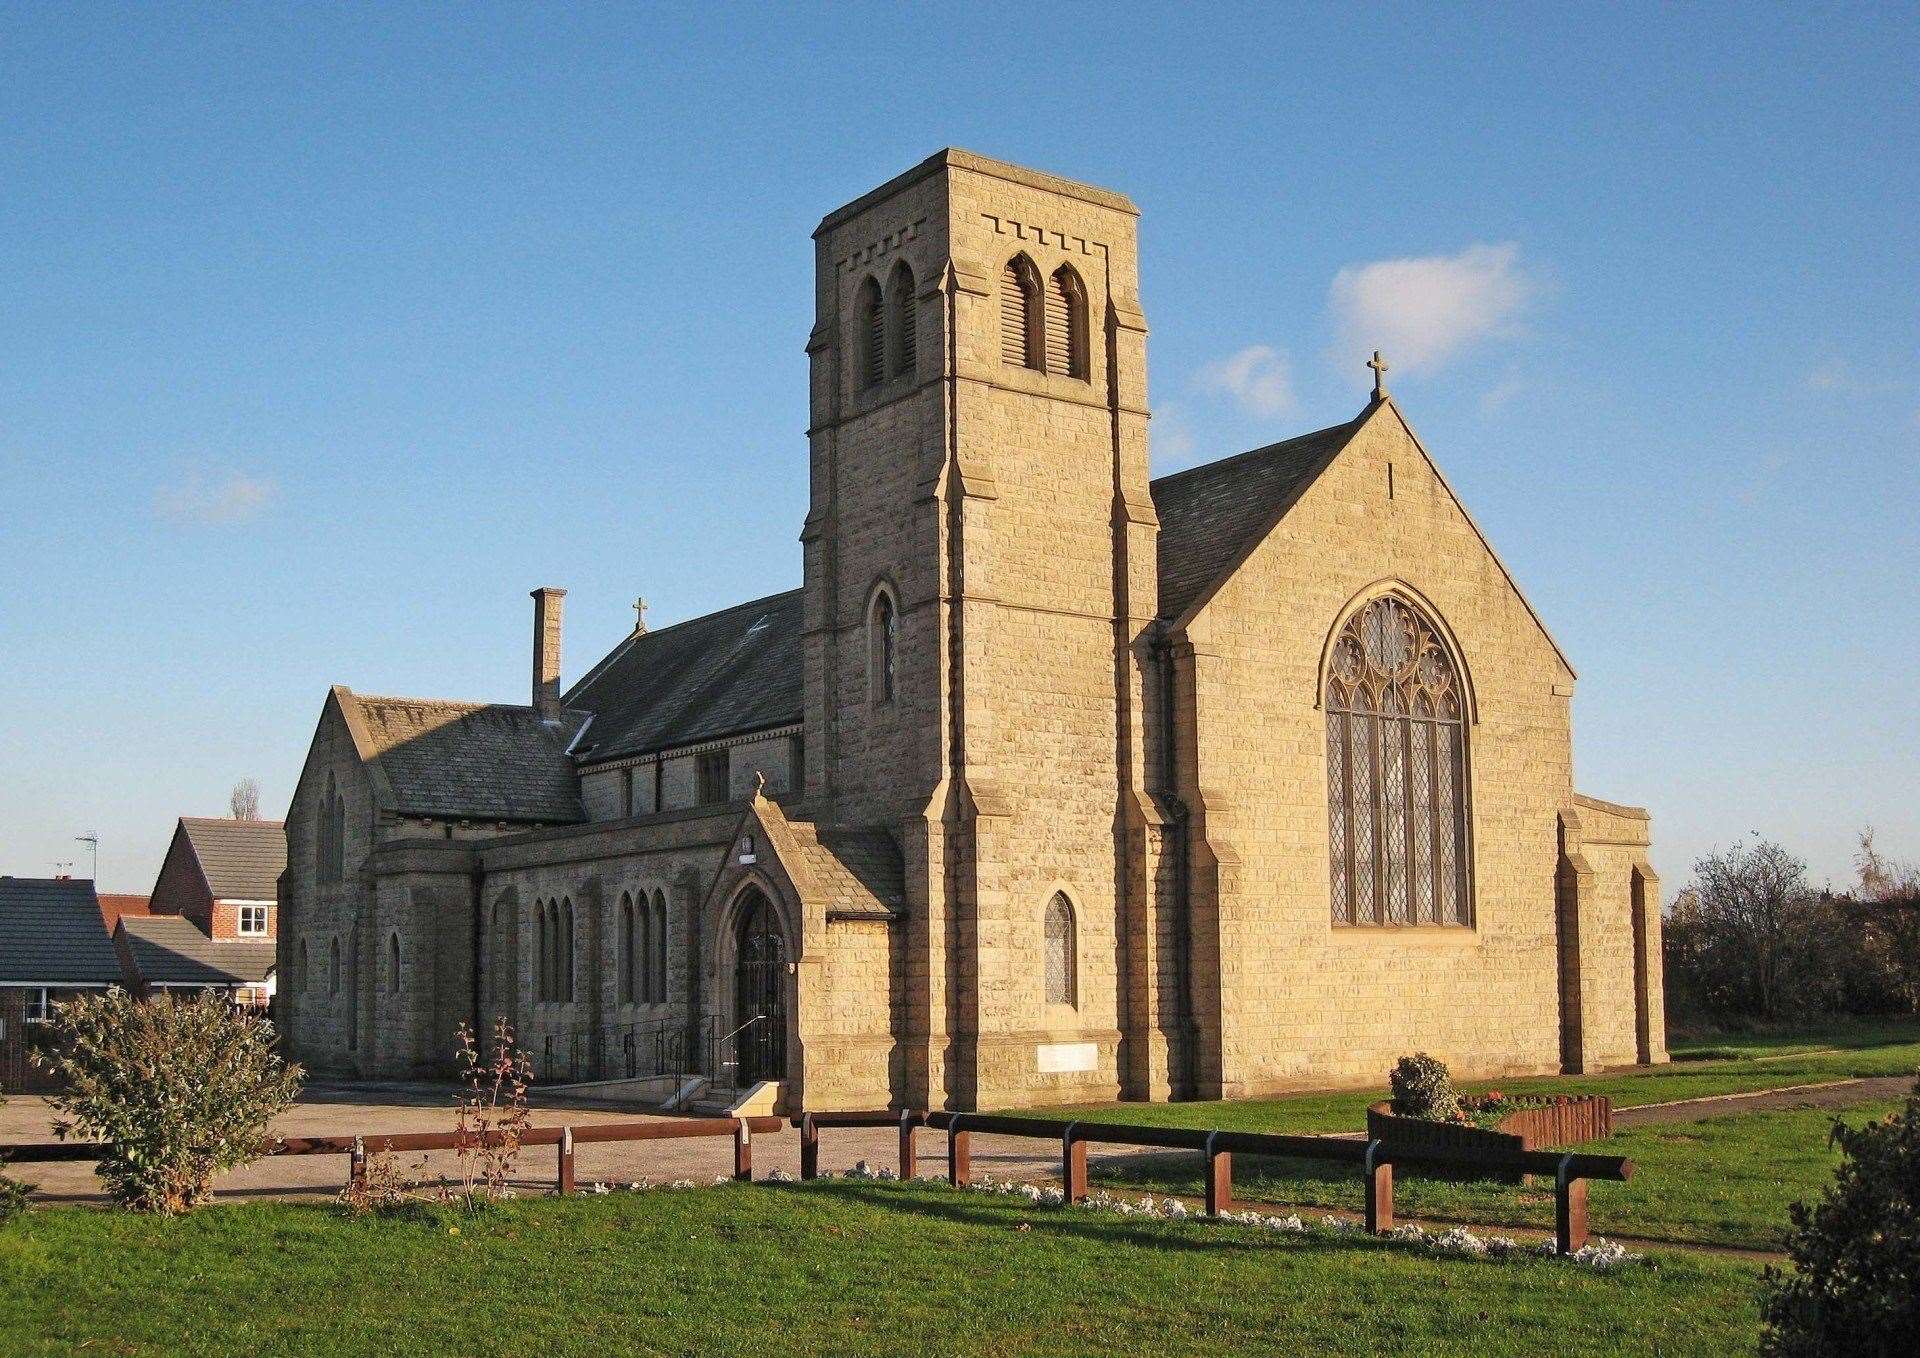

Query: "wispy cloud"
left=154, top=468, right=278, bottom=526
left=1328, top=242, right=1537, bottom=379
left=1196, top=344, right=1296, bottom=417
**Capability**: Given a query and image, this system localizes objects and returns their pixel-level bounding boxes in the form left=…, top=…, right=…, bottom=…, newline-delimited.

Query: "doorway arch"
left=731, top=887, right=788, bottom=1085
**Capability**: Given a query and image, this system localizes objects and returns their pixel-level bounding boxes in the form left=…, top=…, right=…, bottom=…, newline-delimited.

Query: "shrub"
left=1389, top=1053, right=1462, bottom=1122
left=1762, top=1075, right=1920, bottom=1355
left=36, top=989, right=302, bottom=1213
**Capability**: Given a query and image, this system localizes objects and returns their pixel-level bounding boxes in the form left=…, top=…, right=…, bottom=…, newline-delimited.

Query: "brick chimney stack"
left=531, top=587, right=566, bottom=723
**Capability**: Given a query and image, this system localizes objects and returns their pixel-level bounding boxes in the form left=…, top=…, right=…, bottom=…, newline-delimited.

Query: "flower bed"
left=1367, top=1094, right=1612, bottom=1155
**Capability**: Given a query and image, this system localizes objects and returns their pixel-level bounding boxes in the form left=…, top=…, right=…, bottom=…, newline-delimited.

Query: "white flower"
left=767, top=1168, right=794, bottom=1183
left=1163, top=1199, right=1189, bottom=1220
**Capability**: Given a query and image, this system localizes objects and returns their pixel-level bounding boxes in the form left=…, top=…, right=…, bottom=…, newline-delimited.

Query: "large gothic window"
left=1325, top=596, right=1471, bottom=927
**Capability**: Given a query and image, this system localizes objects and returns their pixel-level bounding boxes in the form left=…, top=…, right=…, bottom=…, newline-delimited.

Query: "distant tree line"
left=1666, top=830, right=1920, bottom=1025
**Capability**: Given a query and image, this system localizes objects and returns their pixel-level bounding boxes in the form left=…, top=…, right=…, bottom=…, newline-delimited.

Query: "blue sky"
left=2, top=3, right=1914, bottom=893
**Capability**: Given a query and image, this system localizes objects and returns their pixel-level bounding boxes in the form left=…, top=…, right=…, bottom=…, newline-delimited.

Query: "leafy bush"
left=1762, top=1075, right=1920, bottom=1355
left=36, top=989, right=302, bottom=1213
left=1388, top=1053, right=1462, bottom=1122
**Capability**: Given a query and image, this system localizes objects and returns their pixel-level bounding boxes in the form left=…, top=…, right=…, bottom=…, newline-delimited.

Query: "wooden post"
left=558, top=1126, right=575, bottom=1195
left=734, top=1119, right=752, bottom=1182
left=1555, top=1156, right=1588, bottom=1254
left=947, top=1123, right=972, bottom=1188
left=799, top=1113, right=819, bottom=1181
left=348, top=1135, right=365, bottom=1193
left=1364, top=1140, right=1392, bottom=1234
left=1061, top=1125, right=1088, bottom=1204
left=898, top=1111, right=918, bottom=1182
left=1204, top=1132, right=1231, bottom=1216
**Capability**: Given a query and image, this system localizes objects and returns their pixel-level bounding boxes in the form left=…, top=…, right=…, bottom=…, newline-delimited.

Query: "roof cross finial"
left=1367, top=350, right=1390, bottom=401
left=632, top=597, right=648, bottom=636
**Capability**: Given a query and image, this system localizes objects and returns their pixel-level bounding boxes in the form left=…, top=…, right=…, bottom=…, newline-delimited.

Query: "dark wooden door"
left=733, top=894, right=786, bottom=1085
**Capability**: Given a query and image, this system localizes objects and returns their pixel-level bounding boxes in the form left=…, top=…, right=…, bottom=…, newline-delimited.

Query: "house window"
left=869, top=587, right=898, bottom=705
left=887, top=261, right=916, bottom=379
left=1000, top=255, right=1041, bottom=369
left=857, top=276, right=884, bottom=389
left=23, top=987, right=50, bottom=1024
left=1046, top=265, right=1089, bottom=379
left=696, top=750, right=731, bottom=806
left=1044, top=893, right=1077, bottom=1007
left=1325, top=595, right=1471, bottom=927
left=237, top=904, right=269, bottom=936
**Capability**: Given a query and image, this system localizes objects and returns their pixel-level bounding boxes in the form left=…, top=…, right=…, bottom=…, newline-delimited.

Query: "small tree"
left=228, top=778, right=261, bottom=821
left=37, top=990, right=302, bottom=1213
left=1852, top=829, right=1920, bottom=1015
left=1762, top=1075, right=1920, bottom=1354
left=1389, top=1053, right=1462, bottom=1122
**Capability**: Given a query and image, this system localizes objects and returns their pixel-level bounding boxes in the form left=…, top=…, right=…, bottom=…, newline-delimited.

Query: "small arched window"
left=536, top=901, right=550, bottom=1002
left=856, top=276, right=884, bottom=389
left=653, top=889, right=669, bottom=1002
left=329, top=937, right=340, bottom=995
left=887, top=262, right=917, bottom=379
left=562, top=898, right=575, bottom=1002
left=619, top=894, right=635, bottom=1004
left=1000, top=256, right=1041, bottom=370
left=1046, top=265, right=1089, bottom=379
left=389, top=933, right=401, bottom=994
left=869, top=587, right=898, bottom=705
left=1326, top=595, right=1471, bottom=927
left=1044, top=892, right=1076, bottom=1007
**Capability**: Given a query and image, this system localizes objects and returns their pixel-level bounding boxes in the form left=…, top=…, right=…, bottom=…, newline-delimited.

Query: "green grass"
left=1670, top=1017, right=1920, bottom=1062
left=1080, top=1100, right=1899, bottom=1252
left=0, top=1181, right=1766, bottom=1357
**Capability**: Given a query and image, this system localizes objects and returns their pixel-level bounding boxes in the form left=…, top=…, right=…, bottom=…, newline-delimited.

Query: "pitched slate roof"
left=338, top=690, right=586, bottom=824
left=0, top=877, right=124, bottom=984
left=1149, top=415, right=1363, bottom=623
left=565, top=590, right=803, bottom=764
left=784, top=824, right=905, bottom=921
left=117, top=915, right=276, bottom=985
left=178, top=818, right=287, bottom=901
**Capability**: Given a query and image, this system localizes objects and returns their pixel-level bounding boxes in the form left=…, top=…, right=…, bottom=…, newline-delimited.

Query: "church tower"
left=802, top=150, right=1160, bottom=1108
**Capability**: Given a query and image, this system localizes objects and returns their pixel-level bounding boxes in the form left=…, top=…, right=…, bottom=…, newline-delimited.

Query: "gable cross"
left=1367, top=350, right=1390, bottom=401
left=632, top=597, right=649, bottom=636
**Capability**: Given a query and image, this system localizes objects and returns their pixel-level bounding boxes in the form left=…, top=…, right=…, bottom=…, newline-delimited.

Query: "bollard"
left=1363, top=1139, right=1392, bottom=1234
left=1061, top=1124, right=1088, bottom=1204
left=947, top=1117, right=972, bottom=1188
left=800, top=1113, right=819, bottom=1181
left=1555, top=1154, right=1587, bottom=1254
left=558, top=1126, right=575, bottom=1195
left=898, top=1111, right=918, bottom=1182
left=1204, top=1131, right=1232, bottom=1216
left=734, top=1119, right=752, bottom=1182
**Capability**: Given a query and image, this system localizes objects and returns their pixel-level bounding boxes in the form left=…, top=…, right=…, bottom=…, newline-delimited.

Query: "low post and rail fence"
left=794, top=1108, right=1632, bottom=1254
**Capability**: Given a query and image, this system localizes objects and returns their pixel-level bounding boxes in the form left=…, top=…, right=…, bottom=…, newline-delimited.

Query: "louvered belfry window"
left=1000, top=257, right=1040, bottom=369
left=888, top=264, right=916, bottom=379
left=1046, top=265, right=1088, bottom=379
left=1325, top=596, right=1471, bottom=927
left=857, top=278, right=884, bottom=389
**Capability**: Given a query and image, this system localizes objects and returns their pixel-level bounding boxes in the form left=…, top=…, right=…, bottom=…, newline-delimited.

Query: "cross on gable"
left=1367, top=351, right=1390, bottom=400
left=632, top=597, right=649, bottom=635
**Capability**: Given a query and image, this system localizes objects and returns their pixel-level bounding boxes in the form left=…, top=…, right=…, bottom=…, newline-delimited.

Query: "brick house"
left=124, top=818, right=285, bottom=1006
left=0, top=877, right=124, bottom=1092
left=278, top=150, right=1664, bottom=1111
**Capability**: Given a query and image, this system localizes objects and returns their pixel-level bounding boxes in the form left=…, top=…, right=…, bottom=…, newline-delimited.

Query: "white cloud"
left=1196, top=344, right=1296, bottom=417
left=154, top=468, right=277, bottom=526
left=1328, top=242, right=1536, bottom=379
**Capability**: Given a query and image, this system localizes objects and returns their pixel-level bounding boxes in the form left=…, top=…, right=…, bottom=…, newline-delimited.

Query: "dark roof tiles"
left=178, top=818, right=288, bottom=901
left=341, top=693, right=586, bottom=823
left=118, top=915, right=276, bottom=985
left=0, top=877, right=124, bottom=984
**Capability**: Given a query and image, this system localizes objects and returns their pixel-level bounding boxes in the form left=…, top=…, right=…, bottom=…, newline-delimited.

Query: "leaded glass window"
left=1044, top=892, right=1076, bottom=1007
left=1326, top=596, right=1471, bottom=926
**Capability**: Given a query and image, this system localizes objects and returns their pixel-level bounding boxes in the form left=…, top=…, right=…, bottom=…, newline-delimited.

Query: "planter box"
left=1366, top=1095, right=1612, bottom=1156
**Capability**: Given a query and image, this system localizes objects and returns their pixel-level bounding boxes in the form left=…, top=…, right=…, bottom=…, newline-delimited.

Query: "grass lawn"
left=1033, top=1021, right=1920, bottom=1138
left=0, top=1181, right=1767, bottom=1357
left=1081, top=1099, right=1900, bottom=1251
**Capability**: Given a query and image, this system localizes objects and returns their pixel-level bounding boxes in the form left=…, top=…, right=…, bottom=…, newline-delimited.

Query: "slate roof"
left=0, top=877, right=124, bottom=984
left=339, top=691, right=586, bottom=824
left=565, top=590, right=804, bottom=764
left=784, top=824, right=905, bottom=921
left=178, top=818, right=287, bottom=901
left=1149, top=415, right=1363, bottom=623
left=118, top=915, right=276, bottom=986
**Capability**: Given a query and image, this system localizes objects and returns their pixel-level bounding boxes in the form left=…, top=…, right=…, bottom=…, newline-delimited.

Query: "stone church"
left=278, top=150, right=1665, bottom=1112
